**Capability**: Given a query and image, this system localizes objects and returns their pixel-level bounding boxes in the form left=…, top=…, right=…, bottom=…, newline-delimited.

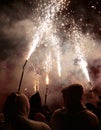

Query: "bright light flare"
left=57, top=54, right=61, bottom=77
left=34, top=80, right=37, bottom=92
left=46, top=73, right=49, bottom=85
left=75, top=45, right=90, bottom=82
left=79, top=57, right=90, bottom=82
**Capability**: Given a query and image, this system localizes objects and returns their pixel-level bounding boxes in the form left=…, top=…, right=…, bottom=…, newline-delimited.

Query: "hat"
left=61, top=84, right=83, bottom=101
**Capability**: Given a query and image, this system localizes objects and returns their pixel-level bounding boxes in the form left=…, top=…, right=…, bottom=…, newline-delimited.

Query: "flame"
left=46, top=73, right=49, bottom=85
left=34, top=80, right=37, bottom=92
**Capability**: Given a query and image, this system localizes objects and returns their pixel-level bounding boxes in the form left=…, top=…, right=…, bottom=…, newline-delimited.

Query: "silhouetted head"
left=29, top=92, right=41, bottom=108
left=3, top=92, right=30, bottom=121
left=61, top=84, right=83, bottom=107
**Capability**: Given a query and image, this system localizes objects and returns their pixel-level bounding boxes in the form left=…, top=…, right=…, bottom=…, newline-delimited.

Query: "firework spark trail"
left=33, top=74, right=40, bottom=92
left=50, top=33, right=62, bottom=77
left=57, top=52, right=61, bottom=77
left=72, top=28, right=90, bottom=82
left=27, top=22, right=48, bottom=60
left=44, top=18, right=62, bottom=77
left=75, top=44, right=90, bottom=82
left=27, top=0, right=67, bottom=60
left=44, top=0, right=66, bottom=20
left=56, top=57, right=61, bottom=77
left=45, top=52, right=52, bottom=73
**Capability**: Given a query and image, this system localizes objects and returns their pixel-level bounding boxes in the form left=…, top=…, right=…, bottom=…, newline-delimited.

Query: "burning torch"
left=44, top=73, right=49, bottom=105
left=18, top=59, right=28, bottom=92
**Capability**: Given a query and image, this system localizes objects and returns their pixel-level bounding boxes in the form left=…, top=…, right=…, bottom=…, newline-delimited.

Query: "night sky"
left=0, top=0, right=101, bottom=111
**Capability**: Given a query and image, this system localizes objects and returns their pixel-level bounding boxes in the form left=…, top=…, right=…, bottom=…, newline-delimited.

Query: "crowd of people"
left=0, top=83, right=101, bottom=130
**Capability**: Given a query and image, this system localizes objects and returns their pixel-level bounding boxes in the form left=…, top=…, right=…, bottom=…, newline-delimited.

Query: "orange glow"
left=46, top=73, right=49, bottom=85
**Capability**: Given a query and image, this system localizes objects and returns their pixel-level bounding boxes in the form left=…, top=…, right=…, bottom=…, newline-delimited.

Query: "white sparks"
left=27, top=0, right=67, bottom=60
left=72, top=26, right=90, bottom=82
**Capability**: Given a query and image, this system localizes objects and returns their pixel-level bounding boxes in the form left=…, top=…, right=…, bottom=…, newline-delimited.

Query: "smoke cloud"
left=0, top=0, right=101, bottom=111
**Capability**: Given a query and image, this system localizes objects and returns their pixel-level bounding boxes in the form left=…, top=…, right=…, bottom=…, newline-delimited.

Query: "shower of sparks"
left=77, top=49, right=90, bottom=82
left=23, top=0, right=100, bottom=91
left=26, top=0, right=68, bottom=60
left=49, top=33, right=62, bottom=77
left=26, top=22, right=48, bottom=60
left=44, top=52, right=52, bottom=73
left=72, top=26, right=90, bottom=82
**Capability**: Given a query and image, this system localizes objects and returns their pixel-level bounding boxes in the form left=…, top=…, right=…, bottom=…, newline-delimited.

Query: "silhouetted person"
left=50, top=83, right=100, bottom=130
left=85, top=89, right=101, bottom=120
left=97, top=96, right=101, bottom=119
left=29, top=92, right=51, bottom=122
left=1, top=92, right=51, bottom=130
left=85, top=102, right=101, bottom=120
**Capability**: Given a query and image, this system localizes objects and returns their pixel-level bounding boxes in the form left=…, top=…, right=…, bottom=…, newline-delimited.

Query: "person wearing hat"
left=50, top=83, right=100, bottom=130
left=1, top=92, right=51, bottom=130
